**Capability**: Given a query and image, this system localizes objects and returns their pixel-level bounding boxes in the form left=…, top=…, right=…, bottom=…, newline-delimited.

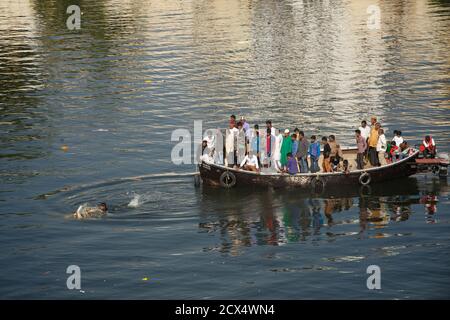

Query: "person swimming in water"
left=73, top=202, right=108, bottom=219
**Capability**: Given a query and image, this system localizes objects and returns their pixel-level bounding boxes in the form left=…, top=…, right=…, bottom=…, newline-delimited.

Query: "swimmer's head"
left=98, top=202, right=108, bottom=212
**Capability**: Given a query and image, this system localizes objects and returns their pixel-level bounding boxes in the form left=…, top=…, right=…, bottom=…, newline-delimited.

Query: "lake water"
left=0, top=0, right=449, bottom=299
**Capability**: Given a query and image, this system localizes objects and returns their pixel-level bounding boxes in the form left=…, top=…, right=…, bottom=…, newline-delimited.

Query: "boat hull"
left=199, top=150, right=420, bottom=190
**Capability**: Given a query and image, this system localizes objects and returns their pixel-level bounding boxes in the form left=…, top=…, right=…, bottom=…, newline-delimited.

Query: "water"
left=0, top=0, right=449, bottom=299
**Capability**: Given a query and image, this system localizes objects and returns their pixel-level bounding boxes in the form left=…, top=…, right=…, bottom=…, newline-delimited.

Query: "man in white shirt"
left=197, top=140, right=213, bottom=163
left=376, top=128, right=387, bottom=166
left=241, top=116, right=251, bottom=140
left=225, top=124, right=239, bottom=167
left=203, top=130, right=216, bottom=150
left=239, top=151, right=260, bottom=172
left=359, top=120, right=371, bottom=141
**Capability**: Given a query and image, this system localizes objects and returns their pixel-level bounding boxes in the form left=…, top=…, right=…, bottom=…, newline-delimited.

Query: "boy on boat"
left=286, top=152, right=299, bottom=175
left=389, top=141, right=399, bottom=163
left=392, top=130, right=404, bottom=147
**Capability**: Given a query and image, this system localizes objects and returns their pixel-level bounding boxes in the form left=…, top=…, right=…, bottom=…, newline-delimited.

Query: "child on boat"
left=342, top=159, right=351, bottom=174
left=392, top=130, right=404, bottom=147
left=286, top=152, right=299, bottom=175
left=389, top=141, right=399, bottom=163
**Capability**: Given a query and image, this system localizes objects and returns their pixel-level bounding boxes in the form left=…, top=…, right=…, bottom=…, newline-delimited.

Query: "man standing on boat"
left=308, top=135, right=321, bottom=173
left=236, top=122, right=247, bottom=165
left=321, top=136, right=332, bottom=172
left=250, top=124, right=262, bottom=167
left=265, top=127, right=275, bottom=168
left=368, top=118, right=380, bottom=166
left=273, top=129, right=283, bottom=172
left=359, top=120, right=371, bottom=141
left=355, top=129, right=367, bottom=170
left=280, top=129, right=292, bottom=171
left=377, top=128, right=387, bottom=166
left=266, top=120, right=276, bottom=137
left=296, top=131, right=310, bottom=173
left=241, top=116, right=251, bottom=152
left=225, top=121, right=239, bottom=167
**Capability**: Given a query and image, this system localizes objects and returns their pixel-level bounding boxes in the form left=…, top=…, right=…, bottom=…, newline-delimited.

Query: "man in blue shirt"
left=308, top=135, right=321, bottom=173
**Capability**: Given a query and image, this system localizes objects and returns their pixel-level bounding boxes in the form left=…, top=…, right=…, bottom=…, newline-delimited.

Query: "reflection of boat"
left=199, top=148, right=420, bottom=190
left=197, top=177, right=448, bottom=250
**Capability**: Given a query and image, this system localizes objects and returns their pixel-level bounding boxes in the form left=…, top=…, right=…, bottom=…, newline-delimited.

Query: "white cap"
left=284, top=129, right=290, bottom=134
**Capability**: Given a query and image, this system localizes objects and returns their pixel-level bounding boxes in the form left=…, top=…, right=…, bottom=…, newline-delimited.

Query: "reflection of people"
left=309, top=199, right=323, bottom=234
left=390, top=205, right=411, bottom=222
left=366, top=199, right=389, bottom=229
left=282, top=205, right=301, bottom=243
left=420, top=195, right=438, bottom=223
left=358, top=197, right=369, bottom=237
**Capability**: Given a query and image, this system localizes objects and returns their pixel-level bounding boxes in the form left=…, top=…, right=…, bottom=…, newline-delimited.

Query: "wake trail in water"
left=35, top=172, right=199, bottom=200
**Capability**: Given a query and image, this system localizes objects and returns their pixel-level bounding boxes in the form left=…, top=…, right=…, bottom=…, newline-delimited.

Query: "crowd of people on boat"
left=198, top=115, right=436, bottom=174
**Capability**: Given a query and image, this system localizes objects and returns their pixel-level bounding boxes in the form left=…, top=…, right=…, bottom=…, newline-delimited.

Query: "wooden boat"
left=198, top=147, right=422, bottom=190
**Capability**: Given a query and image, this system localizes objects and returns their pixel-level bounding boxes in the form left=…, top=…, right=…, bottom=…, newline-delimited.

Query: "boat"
left=198, top=147, right=425, bottom=191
